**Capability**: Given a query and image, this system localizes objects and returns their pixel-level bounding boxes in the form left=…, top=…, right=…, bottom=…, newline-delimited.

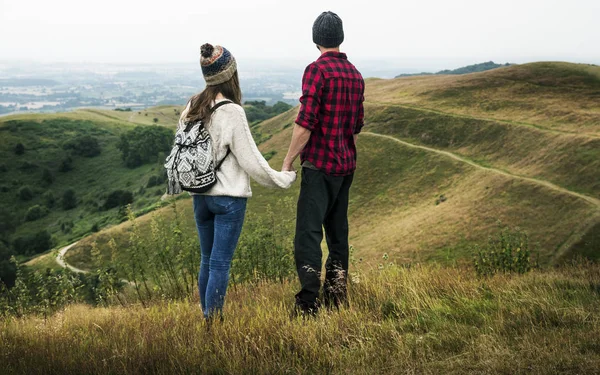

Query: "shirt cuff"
left=295, top=114, right=316, bottom=132
left=354, top=122, right=365, bottom=134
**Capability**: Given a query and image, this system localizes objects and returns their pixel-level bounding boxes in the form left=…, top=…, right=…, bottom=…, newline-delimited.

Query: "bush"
left=43, top=191, right=56, bottom=208
left=41, top=168, right=54, bottom=185
left=262, top=151, right=277, bottom=161
left=25, top=205, right=50, bottom=222
left=62, top=189, right=77, bottom=210
left=14, top=143, right=25, bottom=155
left=0, top=164, right=7, bottom=173
left=117, top=126, right=173, bottom=168
left=153, top=118, right=159, bottom=123
left=59, top=220, right=74, bottom=234
left=473, top=225, right=538, bottom=277
left=59, top=156, right=73, bottom=172
left=18, top=161, right=38, bottom=170
left=62, top=135, right=101, bottom=157
left=18, top=186, right=33, bottom=201
left=103, top=190, right=134, bottom=210
left=146, top=174, right=166, bottom=188
left=12, top=230, right=53, bottom=256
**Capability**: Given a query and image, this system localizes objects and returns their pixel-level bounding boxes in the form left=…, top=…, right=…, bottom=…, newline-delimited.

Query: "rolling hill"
left=60, top=61, right=599, bottom=272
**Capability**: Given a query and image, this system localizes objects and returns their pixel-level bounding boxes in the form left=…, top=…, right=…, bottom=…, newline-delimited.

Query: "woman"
left=180, top=43, right=296, bottom=320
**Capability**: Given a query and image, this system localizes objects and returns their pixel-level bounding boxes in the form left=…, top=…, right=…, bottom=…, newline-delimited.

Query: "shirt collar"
left=318, top=51, right=347, bottom=60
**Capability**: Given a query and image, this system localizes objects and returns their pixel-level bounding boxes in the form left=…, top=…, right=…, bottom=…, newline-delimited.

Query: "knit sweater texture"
left=179, top=99, right=296, bottom=197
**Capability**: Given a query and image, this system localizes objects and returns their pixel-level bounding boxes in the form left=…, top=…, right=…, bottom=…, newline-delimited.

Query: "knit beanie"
left=200, top=43, right=237, bottom=86
left=312, top=11, right=344, bottom=48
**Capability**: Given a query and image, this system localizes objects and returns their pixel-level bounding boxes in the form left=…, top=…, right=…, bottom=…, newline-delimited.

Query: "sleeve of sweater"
left=226, top=105, right=297, bottom=189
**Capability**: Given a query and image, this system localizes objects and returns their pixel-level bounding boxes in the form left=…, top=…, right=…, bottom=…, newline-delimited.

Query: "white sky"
left=1, top=0, right=599, bottom=67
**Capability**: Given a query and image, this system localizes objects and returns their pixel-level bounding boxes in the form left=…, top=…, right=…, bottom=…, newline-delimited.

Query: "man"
left=282, top=11, right=365, bottom=316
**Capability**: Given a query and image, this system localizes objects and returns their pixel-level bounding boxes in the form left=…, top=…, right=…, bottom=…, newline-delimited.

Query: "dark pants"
left=294, top=167, right=354, bottom=312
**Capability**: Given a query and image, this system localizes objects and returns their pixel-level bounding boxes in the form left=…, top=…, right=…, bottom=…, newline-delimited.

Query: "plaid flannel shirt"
left=295, top=51, right=365, bottom=176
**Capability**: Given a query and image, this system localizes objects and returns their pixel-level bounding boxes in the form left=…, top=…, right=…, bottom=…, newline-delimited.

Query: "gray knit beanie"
left=199, top=43, right=237, bottom=86
left=312, top=11, right=344, bottom=48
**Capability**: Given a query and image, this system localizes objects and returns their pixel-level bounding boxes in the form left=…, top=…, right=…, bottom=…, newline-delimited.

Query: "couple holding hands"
left=179, top=11, right=364, bottom=320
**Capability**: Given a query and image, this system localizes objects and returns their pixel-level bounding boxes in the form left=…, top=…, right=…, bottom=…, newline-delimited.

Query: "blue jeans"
left=193, top=195, right=247, bottom=319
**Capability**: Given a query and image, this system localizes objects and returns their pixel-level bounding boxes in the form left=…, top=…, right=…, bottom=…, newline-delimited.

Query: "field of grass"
left=365, top=103, right=600, bottom=200
left=2, top=262, right=599, bottom=374
left=366, top=62, right=600, bottom=135
left=0, top=108, right=179, bottom=256
left=21, top=61, right=600, bottom=279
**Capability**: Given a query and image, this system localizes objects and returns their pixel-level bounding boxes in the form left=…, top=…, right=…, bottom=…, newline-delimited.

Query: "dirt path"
left=56, top=242, right=87, bottom=274
left=363, top=131, right=600, bottom=260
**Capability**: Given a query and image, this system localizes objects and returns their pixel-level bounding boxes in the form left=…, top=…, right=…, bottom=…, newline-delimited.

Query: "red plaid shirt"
left=295, top=51, right=365, bottom=176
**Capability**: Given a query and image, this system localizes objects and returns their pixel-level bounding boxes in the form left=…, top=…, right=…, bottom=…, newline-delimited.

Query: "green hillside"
left=58, top=62, right=600, bottom=274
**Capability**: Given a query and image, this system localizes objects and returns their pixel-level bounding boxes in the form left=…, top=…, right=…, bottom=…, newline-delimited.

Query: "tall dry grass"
left=2, top=261, right=599, bottom=374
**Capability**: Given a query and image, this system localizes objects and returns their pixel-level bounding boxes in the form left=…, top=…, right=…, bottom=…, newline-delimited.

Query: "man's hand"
left=282, top=158, right=296, bottom=172
left=282, top=124, right=312, bottom=172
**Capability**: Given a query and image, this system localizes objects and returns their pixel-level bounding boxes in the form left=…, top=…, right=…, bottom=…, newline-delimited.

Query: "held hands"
left=282, top=158, right=296, bottom=173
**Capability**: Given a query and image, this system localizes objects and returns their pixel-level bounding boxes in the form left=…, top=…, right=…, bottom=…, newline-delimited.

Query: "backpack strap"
left=210, top=100, right=234, bottom=170
left=210, top=99, right=233, bottom=113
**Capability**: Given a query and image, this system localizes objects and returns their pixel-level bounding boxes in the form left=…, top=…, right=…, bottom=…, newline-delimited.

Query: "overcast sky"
left=1, top=0, right=599, bottom=69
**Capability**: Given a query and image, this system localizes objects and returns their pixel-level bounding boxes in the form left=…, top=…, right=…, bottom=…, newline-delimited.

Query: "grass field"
left=61, top=62, right=600, bottom=272
left=2, top=262, right=599, bottom=374
left=0, top=106, right=182, bottom=257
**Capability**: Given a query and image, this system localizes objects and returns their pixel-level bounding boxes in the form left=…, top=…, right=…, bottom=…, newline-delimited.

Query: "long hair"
left=184, top=71, right=242, bottom=124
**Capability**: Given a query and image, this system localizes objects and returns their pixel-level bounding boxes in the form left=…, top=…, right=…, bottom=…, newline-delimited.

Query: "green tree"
left=117, top=126, right=173, bottom=168
left=18, top=186, right=33, bottom=201
left=43, top=191, right=56, bottom=208
left=62, top=135, right=101, bottom=157
left=14, top=143, right=25, bottom=155
left=25, top=205, right=50, bottom=222
left=62, top=189, right=77, bottom=210
left=103, top=190, right=134, bottom=210
left=41, top=168, right=54, bottom=185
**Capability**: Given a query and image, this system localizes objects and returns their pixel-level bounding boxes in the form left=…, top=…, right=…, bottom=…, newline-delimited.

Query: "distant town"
left=0, top=61, right=303, bottom=116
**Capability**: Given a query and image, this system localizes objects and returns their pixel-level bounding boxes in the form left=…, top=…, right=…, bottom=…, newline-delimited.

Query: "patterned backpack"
left=164, top=100, right=232, bottom=195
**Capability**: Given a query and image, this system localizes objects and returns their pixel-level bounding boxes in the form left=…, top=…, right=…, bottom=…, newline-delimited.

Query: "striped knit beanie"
left=200, top=43, right=237, bottom=86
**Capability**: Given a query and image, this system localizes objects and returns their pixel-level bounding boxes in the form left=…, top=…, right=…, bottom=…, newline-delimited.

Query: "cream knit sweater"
left=179, top=99, right=296, bottom=197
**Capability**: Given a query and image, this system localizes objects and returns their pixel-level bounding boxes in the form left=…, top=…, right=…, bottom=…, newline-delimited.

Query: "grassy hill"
left=60, top=62, right=600, bottom=274
left=3, top=61, right=600, bottom=374
left=0, top=106, right=185, bottom=287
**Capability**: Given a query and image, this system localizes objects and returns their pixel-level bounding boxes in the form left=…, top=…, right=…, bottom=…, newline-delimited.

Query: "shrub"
left=18, top=161, right=38, bottom=170
left=473, top=225, right=538, bottom=277
left=0, top=186, right=8, bottom=193
left=12, top=230, right=52, bottom=256
left=103, top=190, right=134, bottom=210
left=153, top=118, right=159, bottom=123
left=59, top=220, right=74, bottom=234
left=117, top=126, right=173, bottom=168
left=146, top=174, right=165, bottom=188
left=62, top=135, right=101, bottom=157
left=41, top=168, right=54, bottom=185
left=0, top=164, right=7, bottom=173
left=43, top=191, right=56, bottom=208
left=262, top=151, right=277, bottom=161
left=59, top=156, right=73, bottom=172
left=18, top=186, right=33, bottom=201
left=62, top=189, right=77, bottom=210
left=14, top=143, right=25, bottom=155
left=24, top=205, right=50, bottom=222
